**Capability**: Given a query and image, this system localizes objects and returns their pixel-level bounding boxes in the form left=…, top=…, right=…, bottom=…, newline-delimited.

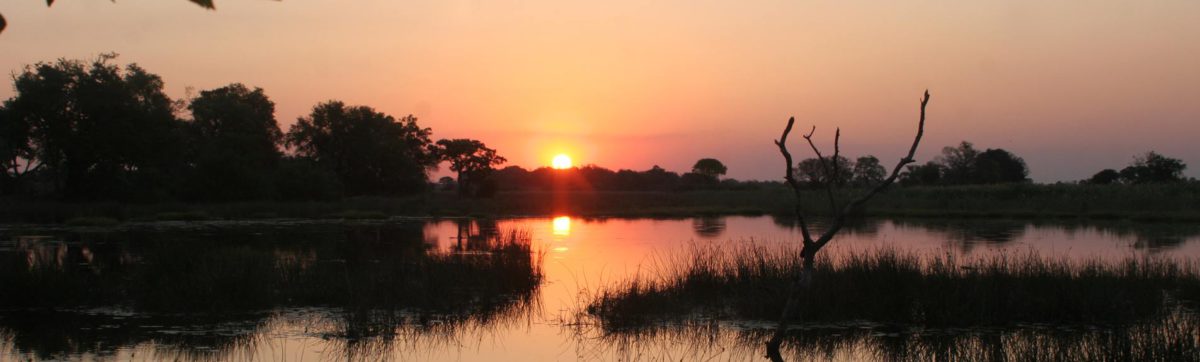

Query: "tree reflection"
left=692, top=216, right=727, bottom=238
left=894, top=218, right=1027, bottom=252
left=0, top=221, right=542, bottom=360
left=770, top=215, right=882, bottom=237
left=1094, top=222, right=1200, bottom=251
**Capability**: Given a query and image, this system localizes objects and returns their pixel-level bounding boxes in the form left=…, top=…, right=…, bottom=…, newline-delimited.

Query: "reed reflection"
left=567, top=309, right=1200, bottom=362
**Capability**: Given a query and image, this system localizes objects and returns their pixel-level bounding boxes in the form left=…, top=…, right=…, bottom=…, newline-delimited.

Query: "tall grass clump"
left=588, top=245, right=1200, bottom=329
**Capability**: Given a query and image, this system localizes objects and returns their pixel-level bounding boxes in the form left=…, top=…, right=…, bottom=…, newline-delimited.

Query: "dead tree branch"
left=800, top=126, right=840, bottom=213
left=765, top=90, right=930, bottom=361
left=774, top=117, right=814, bottom=245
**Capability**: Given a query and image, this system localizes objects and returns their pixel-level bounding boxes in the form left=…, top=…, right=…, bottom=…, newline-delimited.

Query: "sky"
left=1, top=1, right=1198, bottom=182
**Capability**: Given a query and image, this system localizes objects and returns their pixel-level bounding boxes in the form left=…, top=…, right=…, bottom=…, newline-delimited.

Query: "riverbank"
left=2, top=183, right=1198, bottom=224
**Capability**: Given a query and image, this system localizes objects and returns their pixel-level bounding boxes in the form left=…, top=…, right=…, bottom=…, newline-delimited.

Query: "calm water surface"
left=1, top=216, right=1198, bottom=361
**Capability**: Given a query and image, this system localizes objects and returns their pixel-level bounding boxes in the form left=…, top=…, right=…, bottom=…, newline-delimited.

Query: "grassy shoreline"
left=585, top=245, right=1200, bottom=331
left=2, top=183, right=1199, bottom=224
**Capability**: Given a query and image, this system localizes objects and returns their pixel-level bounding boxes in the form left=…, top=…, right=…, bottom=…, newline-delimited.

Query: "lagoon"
left=1, top=216, right=1198, bottom=361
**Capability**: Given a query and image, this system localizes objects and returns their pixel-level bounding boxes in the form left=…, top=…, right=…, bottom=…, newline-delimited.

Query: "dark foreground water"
left=1, top=216, right=1198, bottom=361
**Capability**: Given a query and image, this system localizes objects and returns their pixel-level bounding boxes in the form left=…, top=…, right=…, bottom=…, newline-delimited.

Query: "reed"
left=587, top=245, right=1200, bottom=329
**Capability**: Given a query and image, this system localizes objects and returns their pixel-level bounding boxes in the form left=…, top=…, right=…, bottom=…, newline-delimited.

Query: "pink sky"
left=2, top=1, right=1197, bottom=181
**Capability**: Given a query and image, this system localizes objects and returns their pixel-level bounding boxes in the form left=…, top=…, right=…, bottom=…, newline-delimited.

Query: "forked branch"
left=800, top=126, right=842, bottom=213
left=811, top=90, right=929, bottom=249
left=774, top=117, right=814, bottom=244
left=775, top=90, right=930, bottom=251
left=766, top=90, right=930, bottom=362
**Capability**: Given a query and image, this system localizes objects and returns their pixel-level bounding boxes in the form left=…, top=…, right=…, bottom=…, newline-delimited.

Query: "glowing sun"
left=551, top=154, right=573, bottom=169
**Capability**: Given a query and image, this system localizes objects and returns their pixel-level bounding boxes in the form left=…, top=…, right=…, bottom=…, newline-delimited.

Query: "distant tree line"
left=1084, top=152, right=1189, bottom=185
left=894, top=141, right=1031, bottom=186
left=485, top=158, right=778, bottom=192
left=0, top=55, right=504, bottom=201
left=789, top=141, right=1032, bottom=188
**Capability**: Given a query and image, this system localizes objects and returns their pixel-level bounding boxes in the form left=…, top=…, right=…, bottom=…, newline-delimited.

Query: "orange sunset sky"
left=1, top=1, right=1197, bottom=181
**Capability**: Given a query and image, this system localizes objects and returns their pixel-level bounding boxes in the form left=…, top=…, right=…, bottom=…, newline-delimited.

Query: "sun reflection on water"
left=552, top=216, right=571, bottom=236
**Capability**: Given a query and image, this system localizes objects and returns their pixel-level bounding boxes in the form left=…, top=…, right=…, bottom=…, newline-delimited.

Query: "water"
left=1, top=216, right=1198, bottom=361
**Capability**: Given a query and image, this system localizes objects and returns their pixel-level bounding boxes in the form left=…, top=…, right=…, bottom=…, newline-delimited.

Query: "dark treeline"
left=0, top=55, right=503, bottom=202
left=2, top=55, right=1191, bottom=204
left=894, top=141, right=1191, bottom=186
left=481, top=161, right=778, bottom=193
left=788, top=141, right=1030, bottom=188
left=1084, top=151, right=1190, bottom=185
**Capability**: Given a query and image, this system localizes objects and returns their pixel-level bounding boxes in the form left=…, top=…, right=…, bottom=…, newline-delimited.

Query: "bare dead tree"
left=765, top=91, right=930, bottom=361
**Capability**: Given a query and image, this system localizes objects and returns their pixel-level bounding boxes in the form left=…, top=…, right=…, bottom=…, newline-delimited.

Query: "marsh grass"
left=587, top=245, right=1200, bottom=330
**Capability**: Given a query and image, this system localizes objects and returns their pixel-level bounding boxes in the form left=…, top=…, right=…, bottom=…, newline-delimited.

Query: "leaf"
left=189, top=0, right=216, bottom=9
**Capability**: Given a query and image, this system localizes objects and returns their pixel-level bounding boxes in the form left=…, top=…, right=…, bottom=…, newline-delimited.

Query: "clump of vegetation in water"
left=586, top=245, right=1200, bottom=329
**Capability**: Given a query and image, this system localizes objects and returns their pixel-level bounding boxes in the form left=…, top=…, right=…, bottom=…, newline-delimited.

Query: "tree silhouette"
left=899, top=161, right=943, bottom=186
left=691, top=158, right=727, bottom=179
left=1087, top=169, right=1121, bottom=185
left=766, top=91, right=930, bottom=360
left=936, top=141, right=979, bottom=184
left=0, top=100, right=37, bottom=195
left=795, top=156, right=853, bottom=187
left=286, top=102, right=435, bottom=196
left=851, top=155, right=886, bottom=186
left=1, top=55, right=186, bottom=200
left=434, top=139, right=506, bottom=197
left=972, top=148, right=1029, bottom=183
left=185, top=83, right=283, bottom=200
left=1119, top=151, right=1186, bottom=184
left=898, top=143, right=1028, bottom=186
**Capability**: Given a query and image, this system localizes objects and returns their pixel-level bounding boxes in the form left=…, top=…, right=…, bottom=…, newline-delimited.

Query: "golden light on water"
left=552, top=216, right=571, bottom=236
left=551, top=154, right=573, bottom=169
